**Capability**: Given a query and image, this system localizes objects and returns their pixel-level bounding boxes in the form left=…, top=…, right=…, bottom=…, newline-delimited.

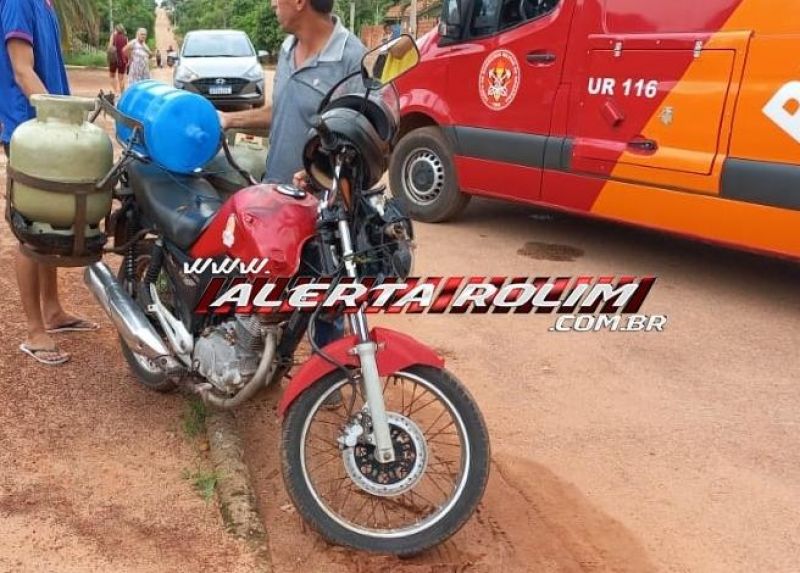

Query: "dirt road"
left=2, top=10, right=798, bottom=572
left=238, top=204, right=800, bottom=573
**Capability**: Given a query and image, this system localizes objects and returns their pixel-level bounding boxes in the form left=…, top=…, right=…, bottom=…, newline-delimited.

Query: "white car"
left=171, top=29, right=268, bottom=108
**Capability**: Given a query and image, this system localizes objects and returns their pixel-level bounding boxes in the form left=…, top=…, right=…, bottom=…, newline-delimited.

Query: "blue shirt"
left=265, top=17, right=365, bottom=184
left=0, top=0, right=70, bottom=143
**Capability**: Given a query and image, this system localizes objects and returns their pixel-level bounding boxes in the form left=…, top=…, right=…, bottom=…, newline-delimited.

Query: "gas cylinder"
left=8, top=95, right=113, bottom=259
left=116, top=80, right=221, bottom=174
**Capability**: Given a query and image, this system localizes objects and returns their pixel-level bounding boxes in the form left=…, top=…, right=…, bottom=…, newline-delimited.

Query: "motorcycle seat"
left=128, top=162, right=223, bottom=250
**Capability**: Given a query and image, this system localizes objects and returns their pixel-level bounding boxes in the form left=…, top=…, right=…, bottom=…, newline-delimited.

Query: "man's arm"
left=7, top=39, right=46, bottom=97
left=220, top=102, right=272, bottom=132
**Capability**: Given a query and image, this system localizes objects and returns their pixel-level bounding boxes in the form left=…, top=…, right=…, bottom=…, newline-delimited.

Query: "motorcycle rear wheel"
left=281, top=365, right=490, bottom=555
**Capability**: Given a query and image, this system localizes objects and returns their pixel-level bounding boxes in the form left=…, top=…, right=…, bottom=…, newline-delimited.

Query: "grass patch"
left=64, top=51, right=108, bottom=68
left=182, top=397, right=207, bottom=439
left=182, top=469, right=220, bottom=503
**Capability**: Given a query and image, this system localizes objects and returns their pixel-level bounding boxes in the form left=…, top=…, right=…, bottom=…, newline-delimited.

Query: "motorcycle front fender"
left=277, top=326, right=445, bottom=417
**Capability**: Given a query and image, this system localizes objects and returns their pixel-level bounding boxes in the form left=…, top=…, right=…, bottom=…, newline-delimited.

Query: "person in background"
left=155, top=48, right=162, bottom=68
left=124, top=27, right=152, bottom=85
left=219, top=0, right=365, bottom=348
left=1, top=0, right=98, bottom=365
left=108, top=24, right=128, bottom=94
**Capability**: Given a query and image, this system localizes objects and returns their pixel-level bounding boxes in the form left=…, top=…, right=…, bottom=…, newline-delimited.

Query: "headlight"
left=175, top=66, right=199, bottom=83
left=243, top=64, right=263, bottom=81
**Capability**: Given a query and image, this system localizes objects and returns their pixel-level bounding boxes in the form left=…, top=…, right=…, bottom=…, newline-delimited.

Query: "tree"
left=95, top=0, right=156, bottom=43
left=334, top=0, right=393, bottom=36
left=53, top=0, right=100, bottom=47
left=171, top=0, right=284, bottom=54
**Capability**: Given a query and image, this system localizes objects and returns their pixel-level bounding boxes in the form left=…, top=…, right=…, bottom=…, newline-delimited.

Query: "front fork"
left=336, top=218, right=396, bottom=464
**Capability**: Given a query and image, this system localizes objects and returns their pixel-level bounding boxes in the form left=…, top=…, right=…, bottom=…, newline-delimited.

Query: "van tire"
left=390, top=126, right=470, bottom=223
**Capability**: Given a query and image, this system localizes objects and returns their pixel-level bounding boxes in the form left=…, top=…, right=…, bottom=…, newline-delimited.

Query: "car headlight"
left=243, top=64, right=263, bottom=81
left=175, top=66, right=199, bottom=83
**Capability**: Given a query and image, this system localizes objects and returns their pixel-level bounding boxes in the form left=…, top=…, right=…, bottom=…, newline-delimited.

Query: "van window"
left=470, top=0, right=559, bottom=37
left=470, top=0, right=502, bottom=36
left=444, top=0, right=461, bottom=26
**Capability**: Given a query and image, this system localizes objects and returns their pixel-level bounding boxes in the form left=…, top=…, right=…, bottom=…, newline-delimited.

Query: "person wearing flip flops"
left=1, top=0, right=98, bottom=366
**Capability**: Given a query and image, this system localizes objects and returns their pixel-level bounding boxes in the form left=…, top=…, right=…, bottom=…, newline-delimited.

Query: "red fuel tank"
left=190, top=184, right=319, bottom=278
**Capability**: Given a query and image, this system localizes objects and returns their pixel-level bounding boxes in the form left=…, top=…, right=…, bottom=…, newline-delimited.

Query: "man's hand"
left=217, top=102, right=272, bottom=134
left=292, top=169, right=310, bottom=190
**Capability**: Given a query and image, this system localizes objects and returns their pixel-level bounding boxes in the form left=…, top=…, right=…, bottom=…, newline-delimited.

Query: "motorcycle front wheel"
left=281, top=365, right=490, bottom=555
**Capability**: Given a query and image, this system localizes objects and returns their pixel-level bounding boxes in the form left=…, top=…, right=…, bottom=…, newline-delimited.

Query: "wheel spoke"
left=425, top=420, right=456, bottom=442
left=336, top=481, right=356, bottom=514
left=305, top=441, right=340, bottom=455
left=423, top=471, right=454, bottom=499
left=404, top=383, right=421, bottom=416
left=306, top=450, right=342, bottom=474
left=422, top=407, right=449, bottom=436
left=408, top=396, right=441, bottom=417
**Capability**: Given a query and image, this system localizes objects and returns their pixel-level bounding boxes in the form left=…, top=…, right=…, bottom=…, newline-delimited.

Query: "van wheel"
left=390, top=126, right=470, bottom=223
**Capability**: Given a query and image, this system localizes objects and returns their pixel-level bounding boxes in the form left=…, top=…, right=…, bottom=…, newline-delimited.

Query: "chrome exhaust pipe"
left=84, top=262, right=171, bottom=360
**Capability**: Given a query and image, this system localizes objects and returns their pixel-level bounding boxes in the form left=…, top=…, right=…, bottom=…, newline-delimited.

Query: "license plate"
left=209, top=86, right=232, bottom=95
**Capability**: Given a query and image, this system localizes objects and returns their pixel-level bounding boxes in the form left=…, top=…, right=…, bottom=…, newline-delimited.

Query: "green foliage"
left=54, top=0, right=100, bottom=45
left=63, top=50, right=108, bottom=67
left=182, top=469, right=219, bottom=503
left=94, top=0, right=156, bottom=46
left=171, top=0, right=285, bottom=54
left=334, top=0, right=394, bottom=36
left=182, top=397, right=208, bottom=439
left=51, top=0, right=155, bottom=50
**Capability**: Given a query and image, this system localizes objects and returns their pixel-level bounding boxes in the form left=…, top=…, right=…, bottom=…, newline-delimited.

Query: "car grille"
left=191, top=77, right=250, bottom=95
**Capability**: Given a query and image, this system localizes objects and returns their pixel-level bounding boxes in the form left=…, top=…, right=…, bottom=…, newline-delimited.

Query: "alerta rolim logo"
left=193, top=275, right=667, bottom=333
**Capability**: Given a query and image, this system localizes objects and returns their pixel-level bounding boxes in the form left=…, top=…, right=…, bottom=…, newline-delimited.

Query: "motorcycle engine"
left=193, top=315, right=264, bottom=394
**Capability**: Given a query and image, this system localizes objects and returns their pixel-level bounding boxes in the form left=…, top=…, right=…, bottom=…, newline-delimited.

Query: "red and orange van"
left=392, top=0, right=800, bottom=259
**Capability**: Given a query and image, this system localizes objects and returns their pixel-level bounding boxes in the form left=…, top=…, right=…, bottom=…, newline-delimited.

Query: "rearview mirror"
left=167, top=54, right=179, bottom=67
left=362, top=34, right=420, bottom=87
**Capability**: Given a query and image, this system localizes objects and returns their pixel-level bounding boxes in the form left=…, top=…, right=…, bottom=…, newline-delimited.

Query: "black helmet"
left=303, top=90, right=399, bottom=191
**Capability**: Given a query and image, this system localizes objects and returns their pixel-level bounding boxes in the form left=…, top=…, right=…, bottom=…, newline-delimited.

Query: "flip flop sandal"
left=46, top=318, right=99, bottom=334
left=19, top=344, right=70, bottom=366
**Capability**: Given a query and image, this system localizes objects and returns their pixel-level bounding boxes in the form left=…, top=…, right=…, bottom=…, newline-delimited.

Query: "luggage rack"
left=7, top=93, right=258, bottom=267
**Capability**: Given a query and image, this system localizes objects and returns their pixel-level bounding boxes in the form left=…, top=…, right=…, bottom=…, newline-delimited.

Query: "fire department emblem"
left=479, top=50, right=521, bottom=111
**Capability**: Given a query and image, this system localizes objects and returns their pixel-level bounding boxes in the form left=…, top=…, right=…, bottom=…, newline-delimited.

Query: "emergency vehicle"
left=390, top=0, right=800, bottom=259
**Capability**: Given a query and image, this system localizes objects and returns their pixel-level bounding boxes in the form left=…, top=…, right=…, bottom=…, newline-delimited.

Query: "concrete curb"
left=206, top=410, right=274, bottom=573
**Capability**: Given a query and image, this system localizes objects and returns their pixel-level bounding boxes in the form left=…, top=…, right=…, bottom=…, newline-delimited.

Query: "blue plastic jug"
left=116, top=80, right=221, bottom=174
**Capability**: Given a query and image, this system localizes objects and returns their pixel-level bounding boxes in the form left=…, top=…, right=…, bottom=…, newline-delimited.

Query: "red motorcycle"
left=85, top=38, right=490, bottom=554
